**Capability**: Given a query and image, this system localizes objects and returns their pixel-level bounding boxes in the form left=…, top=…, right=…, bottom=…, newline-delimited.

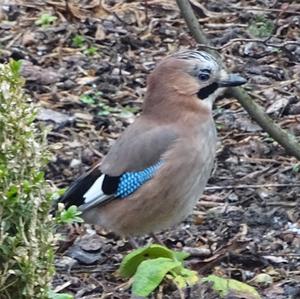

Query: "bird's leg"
left=128, top=237, right=139, bottom=249
left=150, top=233, right=165, bottom=246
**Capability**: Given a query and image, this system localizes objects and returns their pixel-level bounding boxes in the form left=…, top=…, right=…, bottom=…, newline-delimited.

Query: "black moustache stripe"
left=197, top=82, right=219, bottom=99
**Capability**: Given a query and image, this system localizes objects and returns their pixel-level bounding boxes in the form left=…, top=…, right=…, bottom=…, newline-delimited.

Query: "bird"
left=58, top=50, right=247, bottom=237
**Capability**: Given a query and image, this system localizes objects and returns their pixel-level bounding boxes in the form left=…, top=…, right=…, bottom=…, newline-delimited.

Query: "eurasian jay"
left=59, top=50, right=247, bottom=237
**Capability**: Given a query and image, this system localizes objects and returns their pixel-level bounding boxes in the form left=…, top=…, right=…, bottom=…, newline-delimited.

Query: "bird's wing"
left=58, top=118, right=178, bottom=211
left=100, top=117, right=178, bottom=176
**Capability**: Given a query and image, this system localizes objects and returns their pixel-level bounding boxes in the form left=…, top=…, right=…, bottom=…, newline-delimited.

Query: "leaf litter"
left=1, top=0, right=299, bottom=298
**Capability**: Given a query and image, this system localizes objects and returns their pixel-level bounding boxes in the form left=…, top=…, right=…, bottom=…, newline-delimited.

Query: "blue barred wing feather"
left=59, top=161, right=163, bottom=212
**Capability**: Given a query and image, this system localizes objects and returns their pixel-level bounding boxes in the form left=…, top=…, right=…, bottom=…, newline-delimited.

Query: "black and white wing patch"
left=59, top=161, right=163, bottom=212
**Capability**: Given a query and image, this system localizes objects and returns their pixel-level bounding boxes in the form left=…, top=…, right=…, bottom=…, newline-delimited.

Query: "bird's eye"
left=198, top=69, right=211, bottom=81
left=198, top=73, right=210, bottom=81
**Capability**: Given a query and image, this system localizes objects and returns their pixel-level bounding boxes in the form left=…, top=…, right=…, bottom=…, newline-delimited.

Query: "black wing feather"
left=102, top=175, right=120, bottom=195
left=59, top=166, right=102, bottom=208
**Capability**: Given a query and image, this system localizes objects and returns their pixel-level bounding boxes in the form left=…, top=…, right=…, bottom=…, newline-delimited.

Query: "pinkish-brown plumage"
left=59, top=50, right=247, bottom=236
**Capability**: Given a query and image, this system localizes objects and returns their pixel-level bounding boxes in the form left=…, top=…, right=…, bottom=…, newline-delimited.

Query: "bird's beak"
left=218, top=74, right=247, bottom=87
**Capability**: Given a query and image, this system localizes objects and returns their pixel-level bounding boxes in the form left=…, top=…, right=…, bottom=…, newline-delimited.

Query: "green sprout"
left=80, top=93, right=139, bottom=118
left=85, top=46, right=98, bottom=56
left=80, top=94, right=96, bottom=105
left=35, top=13, right=57, bottom=26
left=72, top=35, right=86, bottom=48
left=55, top=204, right=83, bottom=225
left=97, top=102, right=118, bottom=116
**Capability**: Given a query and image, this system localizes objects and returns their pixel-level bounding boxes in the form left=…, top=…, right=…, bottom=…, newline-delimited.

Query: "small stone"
left=111, top=68, right=120, bottom=75
left=70, top=159, right=81, bottom=168
left=22, top=31, right=36, bottom=46
left=81, top=148, right=94, bottom=164
left=63, top=79, right=76, bottom=89
left=251, top=273, right=273, bottom=287
left=66, top=244, right=102, bottom=265
left=55, top=256, right=77, bottom=271
left=79, top=234, right=104, bottom=252
left=183, top=246, right=211, bottom=257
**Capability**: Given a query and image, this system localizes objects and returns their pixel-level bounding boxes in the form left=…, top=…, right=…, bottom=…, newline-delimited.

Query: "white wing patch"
left=80, top=174, right=112, bottom=212
left=83, top=174, right=105, bottom=203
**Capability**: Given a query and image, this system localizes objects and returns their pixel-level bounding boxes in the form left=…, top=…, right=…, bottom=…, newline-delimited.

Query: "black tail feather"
left=55, top=165, right=102, bottom=210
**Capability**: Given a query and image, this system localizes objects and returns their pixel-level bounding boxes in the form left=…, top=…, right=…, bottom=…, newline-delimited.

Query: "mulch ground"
left=1, top=0, right=300, bottom=298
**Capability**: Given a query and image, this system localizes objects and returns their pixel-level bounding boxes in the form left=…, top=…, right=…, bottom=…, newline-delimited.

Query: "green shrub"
left=0, top=60, right=55, bottom=298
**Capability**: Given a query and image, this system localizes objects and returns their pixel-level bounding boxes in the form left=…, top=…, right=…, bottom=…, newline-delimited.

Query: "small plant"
left=55, top=204, right=83, bottom=225
left=119, top=244, right=198, bottom=297
left=35, top=13, right=57, bottom=26
left=80, top=94, right=96, bottom=105
left=84, top=46, right=98, bottom=56
left=80, top=93, right=114, bottom=115
left=119, top=244, right=261, bottom=298
left=80, top=93, right=139, bottom=118
left=72, top=35, right=86, bottom=48
left=97, top=102, right=118, bottom=116
left=248, top=15, right=274, bottom=38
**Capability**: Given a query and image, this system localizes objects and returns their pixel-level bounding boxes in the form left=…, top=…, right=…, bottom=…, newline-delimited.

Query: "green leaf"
left=9, top=59, right=22, bottom=75
left=84, top=47, right=97, bottom=56
left=169, top=267, right=199, bottom=289
left=97, top=110, right=111, bottom=116
left=48, top=290, right=73, bottom=299
left=22, top=180, right=31, bottom=193
left=132, top=257, right=181, bottom=297
left=72, top=35, right=85, bottom=48
left=35, top=14, right=57, bottom=26
left=34, top=171, right=45, bottom=183
left=51, top=188, right=67, bottom=201
left=6, top=185, right=18, bottom=199
left=178, top=268, right=199, bottom=285
left=173, top=251, right=190, bottom=262
left=56, top=205, right=83, bottom=224
left=202, top=275, right=261, bottom=299
left=170, top=273, right=187, bottom=289
left=80, top=95, right=95, bottom=105
left=119, top=244, right=189, bottom=278
left=97, top=102, right=118, bottom=116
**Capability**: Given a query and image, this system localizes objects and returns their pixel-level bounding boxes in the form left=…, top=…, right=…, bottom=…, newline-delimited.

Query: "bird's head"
left=145, top=50, right=247, bottom=112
